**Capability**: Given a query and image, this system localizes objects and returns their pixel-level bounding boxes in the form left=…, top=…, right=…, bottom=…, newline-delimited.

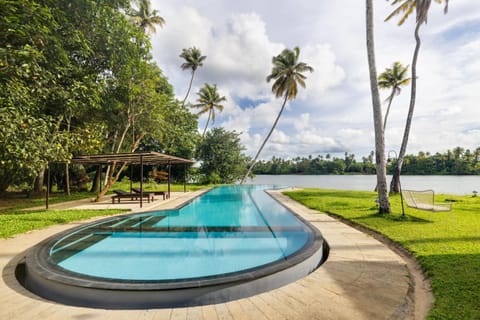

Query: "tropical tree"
left=197, top=128, right=249, bottom=184
left=366, top=0, right=390, bottom=213
left=179, top=47, right=206, bottom=107
left=385, top=0, right=449, bottom=193
left=241, top=46, right=313, bottom=184
left=378, top=62, right=411, bottom=131
left=192, top=83, right=226, bottom=137
left=127, top=0, right=165, bottom=34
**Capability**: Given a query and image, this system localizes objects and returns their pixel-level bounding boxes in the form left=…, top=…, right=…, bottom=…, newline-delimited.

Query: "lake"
left=248, top=175, right=480, bottom=195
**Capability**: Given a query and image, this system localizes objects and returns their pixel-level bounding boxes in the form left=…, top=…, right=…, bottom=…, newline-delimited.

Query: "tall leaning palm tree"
left=241, top=47, right=313, bottom=184
left=180, top=47, right=206, bottom=107
left=385, top=0, right=449, bottom=193
left=128, top=0, right=165, bottom=34
left=192, top=83, right=226, bottom=137
left=366, top=0, right=390, bottom=213
left=378, top=62, right=410, bottom=131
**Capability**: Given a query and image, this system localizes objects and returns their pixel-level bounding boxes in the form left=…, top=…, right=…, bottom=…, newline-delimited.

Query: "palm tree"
left=385, top=0, right=449, bottom=193
left=366, top=0, right=390, bottom=213
left=241, top=47, right=313, bottom=184
left=180, top=47, right=206, bottom=107
left=128, top=0, right=165, bottom=34
left=378, top=62, right=410, bottom=131
left=192, top=83, right=226, bottom=137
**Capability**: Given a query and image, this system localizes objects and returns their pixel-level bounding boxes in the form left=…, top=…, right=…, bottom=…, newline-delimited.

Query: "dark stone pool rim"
left=21, top=188, right=328, bottom=308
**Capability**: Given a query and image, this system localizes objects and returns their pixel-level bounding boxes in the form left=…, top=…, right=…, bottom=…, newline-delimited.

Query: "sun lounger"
left=132, top=188, right=164, bottom=200
left=112, top=189, right=151, bottom=203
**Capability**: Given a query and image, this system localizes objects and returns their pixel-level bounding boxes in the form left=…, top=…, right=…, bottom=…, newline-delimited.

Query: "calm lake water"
left=249, top=175, right=480, bottom=195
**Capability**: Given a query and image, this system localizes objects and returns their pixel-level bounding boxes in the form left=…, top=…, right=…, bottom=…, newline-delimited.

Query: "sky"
left=150, top=0, right=480, bottom=161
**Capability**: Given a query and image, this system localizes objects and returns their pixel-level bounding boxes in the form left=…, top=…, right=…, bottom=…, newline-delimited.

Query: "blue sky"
left=151, top=0, right=480, bottom=160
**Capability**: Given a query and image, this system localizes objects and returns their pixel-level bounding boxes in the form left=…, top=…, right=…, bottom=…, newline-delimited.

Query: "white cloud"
left=151, top=0, right=480, bottom=159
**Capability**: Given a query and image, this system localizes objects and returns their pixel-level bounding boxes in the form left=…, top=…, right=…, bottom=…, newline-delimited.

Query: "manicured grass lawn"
left=0, top=209, right=127, bottom=238
left=0, top=182, right=211, bottom=239
left=284, top=188, right=480, bottom=320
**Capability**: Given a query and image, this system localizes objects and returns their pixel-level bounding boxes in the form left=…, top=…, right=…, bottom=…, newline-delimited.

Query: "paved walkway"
left=0, top=189, right=420, bottom=319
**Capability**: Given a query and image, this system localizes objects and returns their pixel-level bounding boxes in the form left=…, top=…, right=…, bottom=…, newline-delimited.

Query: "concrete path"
left=0, top=189, right=419, bottom=319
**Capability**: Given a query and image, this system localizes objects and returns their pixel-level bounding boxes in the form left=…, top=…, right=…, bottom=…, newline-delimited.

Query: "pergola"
left=46, top=152, right=195, bottom=209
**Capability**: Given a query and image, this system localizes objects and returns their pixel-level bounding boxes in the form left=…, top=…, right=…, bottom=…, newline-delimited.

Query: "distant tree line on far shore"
left=252, top=147, right=480, bottom=176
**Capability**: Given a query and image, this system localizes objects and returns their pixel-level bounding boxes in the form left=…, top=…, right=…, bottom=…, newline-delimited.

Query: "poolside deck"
left=0, top=189, right=425, bottom=319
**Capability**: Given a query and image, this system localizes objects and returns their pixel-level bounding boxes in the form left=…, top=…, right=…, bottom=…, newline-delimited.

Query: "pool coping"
left=22, top=186, right=327, bottom=308
left=0, top=188, right=421, bottom=319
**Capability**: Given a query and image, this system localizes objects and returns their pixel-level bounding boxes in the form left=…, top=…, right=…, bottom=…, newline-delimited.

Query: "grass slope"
left=284, top=188, right=480, bottom=320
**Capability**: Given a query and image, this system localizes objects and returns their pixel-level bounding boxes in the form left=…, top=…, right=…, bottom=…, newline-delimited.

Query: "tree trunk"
left=390, top=22, right=422, bottom=194
left=202, top=110, right=212, bottom=137
left=90, top=165, right=101, bottom=193
left=241, top=94, right=289, bottom=184
left=181, top=71, right=196, bottom=108
left=366, top=0, right=390, bottom=213
left=33, top=167, right=45, bottom=193
left=383, top=90, right=396, bottom=131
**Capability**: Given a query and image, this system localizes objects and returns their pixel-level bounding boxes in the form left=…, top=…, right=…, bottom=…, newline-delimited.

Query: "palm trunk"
left=202, top=110, right=212, bottom=137
left=383, top=90, right=396, bottom=131
left=181, top=71, right=195, bottom=107
left=241, top=94, right=289, bottom=184
left=390, top=22, right=421, bottom=194
left=366, top=0, right=390, bottom=213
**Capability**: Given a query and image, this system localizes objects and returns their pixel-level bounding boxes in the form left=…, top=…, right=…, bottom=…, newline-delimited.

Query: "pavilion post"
left=167, top=161, right=171, bottom=199
left=130, top=165, right=133, bottom=193
left=45, top=164, right=50, bottom=210
left=99, top=164, right=102, bottom=192
left=183, top=164, right=187, bottom=193
left=140, top=155, right=143, bottom=208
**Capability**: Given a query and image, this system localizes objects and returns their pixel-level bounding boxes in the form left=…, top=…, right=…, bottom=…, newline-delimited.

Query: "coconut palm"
left=241, top=47, right=313, bottom=184
left=378, top=62, right=411, bottom=131
left=128, top=0, right=165, bottom=34
left=192, top=83, right=226, bottom=137
left=385, top=0, right=449, bottom=193
left=366, top=0, right=390, bottom=213
left=180, top=47, right=206, bottom=107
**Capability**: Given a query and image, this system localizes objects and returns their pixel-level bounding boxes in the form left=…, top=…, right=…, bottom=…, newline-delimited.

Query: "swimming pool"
left=22, top=185, right=326, bottom=308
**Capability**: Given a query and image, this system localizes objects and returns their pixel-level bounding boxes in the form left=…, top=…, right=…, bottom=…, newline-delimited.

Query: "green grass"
left=284, top=188, right=480, bottom=320
left=0, top=209, right=127, bottom=238
left=0, top=181, right=212, bottom=238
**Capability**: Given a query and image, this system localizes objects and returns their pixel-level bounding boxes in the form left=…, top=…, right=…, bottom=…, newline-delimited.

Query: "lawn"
left=0, top=181, right=211, bottom=238
left=284, top=188, right=480, bottom=320
left=0, top=208, right=127, bottom=238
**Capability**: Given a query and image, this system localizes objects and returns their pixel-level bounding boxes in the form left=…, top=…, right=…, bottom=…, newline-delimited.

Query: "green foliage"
left=286, top=188, right=480, bottom=319
left=180, top=47, right=206, bottom=73
left=0, top=107, right=68, bottom=191
left=266, top=46, right=314, bottom=100
left=197, top=128, right=249, bottom=184
left=192, top=83, right=226, bottom=136
left=0, top=0, right=197, bottom=194
left=253, top=152, right=375, bottom=175
left=252, top=147, right=480, bottom=176
left=395, top=147, right=480, bottom=175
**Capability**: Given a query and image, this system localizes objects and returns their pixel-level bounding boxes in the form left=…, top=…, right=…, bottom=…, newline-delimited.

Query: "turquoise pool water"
left=50, top=185, right=313, bottom=281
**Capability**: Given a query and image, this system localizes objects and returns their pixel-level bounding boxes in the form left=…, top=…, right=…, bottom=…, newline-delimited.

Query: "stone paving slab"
left=0, top=188, right=417, bottom=319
